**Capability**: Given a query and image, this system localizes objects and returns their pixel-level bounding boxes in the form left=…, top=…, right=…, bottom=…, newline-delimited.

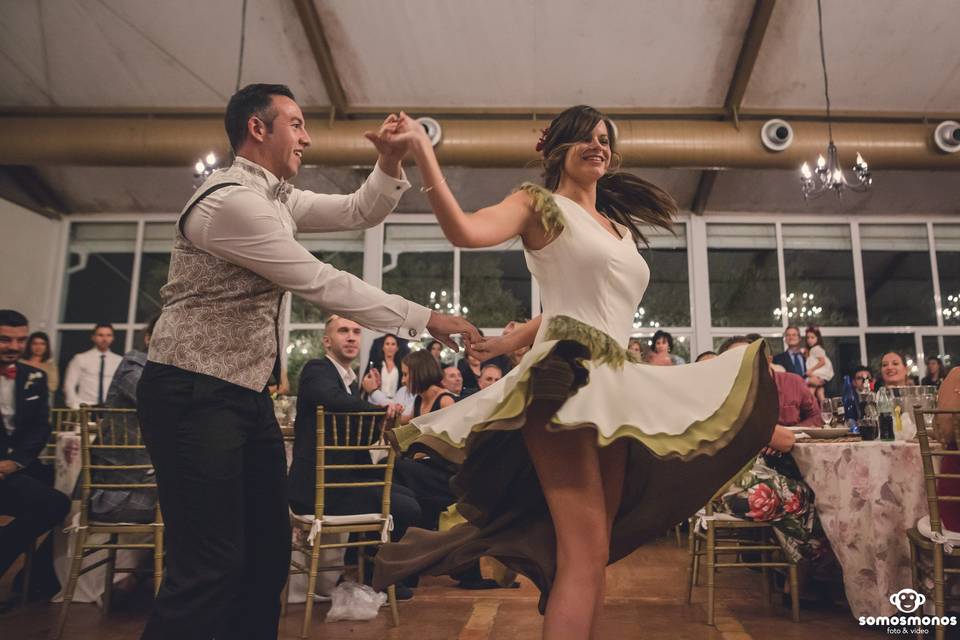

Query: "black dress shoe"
left=393, top=583, right=413, bottom=600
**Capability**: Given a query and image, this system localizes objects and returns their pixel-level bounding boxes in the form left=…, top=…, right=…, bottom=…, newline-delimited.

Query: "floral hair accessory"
left=535, top=127, right=550, bottom=153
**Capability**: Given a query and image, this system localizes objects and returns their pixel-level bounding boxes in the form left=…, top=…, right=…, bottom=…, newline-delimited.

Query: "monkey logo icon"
left=890, top=588, right=926, bottom=614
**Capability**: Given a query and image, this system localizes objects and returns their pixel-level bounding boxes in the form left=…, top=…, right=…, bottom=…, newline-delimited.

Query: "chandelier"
left=943, top=293, right=960, bottom=322
left=632, top=307, right=660, bottom=329
left=193, top=152, right=219, bottom=181
left=429, top=289, right=468, bottom=317
left=773, top=292, right=822, bottom=322
left=799, top=0, right=871, bottom=199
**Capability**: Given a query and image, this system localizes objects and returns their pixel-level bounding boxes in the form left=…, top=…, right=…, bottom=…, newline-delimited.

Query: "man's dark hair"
left=745, top=333, right=763, bottom=343
left=480, top=363, right=503, bottom=376
left=224, top=83, right=296, bottom=152
left=853, top=365, right=873, bottom=379
left=93, top=323, right=114, bottom=333
left=718, top=335, right=751, bottom=354
left=783, top=325, right=800, bottom=336
left=695, top=351, right=718, bottom=362
left=0, top=309, right=28, bottom=328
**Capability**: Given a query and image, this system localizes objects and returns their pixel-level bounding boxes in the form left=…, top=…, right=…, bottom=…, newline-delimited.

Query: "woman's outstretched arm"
left=397, top=113, right=547, bottom=249
left=469, top=316, right=543, bottom=361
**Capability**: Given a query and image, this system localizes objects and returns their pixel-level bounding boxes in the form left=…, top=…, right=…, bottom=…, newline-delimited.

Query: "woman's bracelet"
left=420, top=177, right=447, bottom=193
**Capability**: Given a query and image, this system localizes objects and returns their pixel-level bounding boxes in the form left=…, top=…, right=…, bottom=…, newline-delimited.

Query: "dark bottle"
left=842, top=375, right=860, bottom=434
left=877, top=387, right=895, bottom=441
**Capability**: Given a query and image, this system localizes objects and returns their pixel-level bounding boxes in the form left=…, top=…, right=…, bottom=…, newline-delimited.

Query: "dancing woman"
left=374, top=106, right=778, bottom=639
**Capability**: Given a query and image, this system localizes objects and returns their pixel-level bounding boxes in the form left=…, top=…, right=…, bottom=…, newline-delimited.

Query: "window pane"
left=62, top=223, right=136, bottom=323
left=935, top=224, right=960, bottom=326
left=707, top=224, right=779, bottom=327
left=861, top=225, right=936, bottom=326
left=639, top=223, right=690, bottom=327
left=922, top=335, right=959, bottom=371
left=291, top=230, right=365, bottom=324
left=865, top=333, right=920, bottom=381
left=461, top=244, right=531, bottom=329
left=285, top=329, right=326, bottom=396
left=383, top=225, right=454, bottom=324
left=782, top=225, right=857, bottom=326
left=136, top=222, right=175, bottom=322
left=820, top=336, right=863, bottom=394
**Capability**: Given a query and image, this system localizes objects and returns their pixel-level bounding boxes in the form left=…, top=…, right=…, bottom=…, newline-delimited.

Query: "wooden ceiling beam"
left=292, top=0, right=348, bottom=119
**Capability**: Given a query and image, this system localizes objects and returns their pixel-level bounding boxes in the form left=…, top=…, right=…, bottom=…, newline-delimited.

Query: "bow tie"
left=3, top=365, right=15, bottom=380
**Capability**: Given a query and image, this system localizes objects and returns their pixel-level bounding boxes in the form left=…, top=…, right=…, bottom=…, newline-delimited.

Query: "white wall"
left=0, top=198, right=62, bottom=331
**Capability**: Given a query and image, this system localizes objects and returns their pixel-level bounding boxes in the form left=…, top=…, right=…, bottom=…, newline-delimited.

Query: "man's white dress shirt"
left=64, top=347, right=122, bottom=408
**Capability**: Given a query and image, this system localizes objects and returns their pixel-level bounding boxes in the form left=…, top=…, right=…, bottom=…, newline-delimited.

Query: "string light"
left=773, top=292, right=823, bottom=321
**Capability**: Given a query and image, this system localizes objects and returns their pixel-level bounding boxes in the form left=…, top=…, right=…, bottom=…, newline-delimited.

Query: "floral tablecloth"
left=792, top=440, right=929, bottom=618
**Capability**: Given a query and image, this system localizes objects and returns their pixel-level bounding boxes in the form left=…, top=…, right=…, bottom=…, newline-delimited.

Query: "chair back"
left=77, top=406, right=156, bottom=527
left=313, top=407, right=396, bottom=521
left=913, top=405, right=960, bottom=536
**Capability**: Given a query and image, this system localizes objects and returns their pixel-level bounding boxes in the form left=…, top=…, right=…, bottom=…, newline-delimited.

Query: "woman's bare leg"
left=589, top=438, right=628, bottom=639
left=523, top=401, right=609, bottom=640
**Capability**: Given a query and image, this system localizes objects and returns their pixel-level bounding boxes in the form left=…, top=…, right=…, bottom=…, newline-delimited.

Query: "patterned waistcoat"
left=148, top=162, right=289, bottom=391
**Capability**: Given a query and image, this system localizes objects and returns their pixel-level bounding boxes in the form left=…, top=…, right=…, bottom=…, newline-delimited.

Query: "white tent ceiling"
left=0, top=0, right=958, bottom=215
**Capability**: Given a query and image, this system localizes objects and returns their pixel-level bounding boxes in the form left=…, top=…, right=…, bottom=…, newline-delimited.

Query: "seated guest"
left=368, top=333, right=405, bottom=401
left=934, top=368, right=960, bottom=531
left=477, top=363, right=503, bottom=391
left=852, top=365, right=874, bottom=393
left=393, top=352, right=512, bottom=590
left=0, top=310, right=70, bottom=600
left=712, top=336, right=829, bottom=566
left=441, top=366, right=463, bottom=397
left=628, top=339, right=644, bottom=360
left=923, top=356, right=948, bottom=389
left=458, top=351, right=483, bottom=393
left=646, top=330, right=684, bottom=366
left=288, top=316, right=420, bottom=597
left=426, top=340, right=443, bottom=365
left=878, top=351, right=914, bottom=388
left=405, top=351, right=456, bottom=419
left=92, top=315, right=159, bottom=523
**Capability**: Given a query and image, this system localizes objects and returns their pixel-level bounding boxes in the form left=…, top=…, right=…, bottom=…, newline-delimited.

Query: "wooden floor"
left=1, top=538, right=886, bottom=639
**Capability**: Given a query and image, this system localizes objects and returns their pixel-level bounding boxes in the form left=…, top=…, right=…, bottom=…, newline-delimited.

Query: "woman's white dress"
left=375, top=185, right=777, bottom=610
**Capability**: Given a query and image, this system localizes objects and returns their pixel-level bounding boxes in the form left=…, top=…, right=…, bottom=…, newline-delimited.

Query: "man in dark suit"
left=288, top=316, right=421, bottom=597
left=772, top=325, right=806, bottom=378
left=0, top=310, right=70, bottom=593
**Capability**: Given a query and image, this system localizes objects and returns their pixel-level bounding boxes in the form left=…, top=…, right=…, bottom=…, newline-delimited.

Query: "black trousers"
left=393, top=457, right=457, bottom=530
left=137, top=363, right=290, bottom=640
left=0, top=462, right=70, bottom=579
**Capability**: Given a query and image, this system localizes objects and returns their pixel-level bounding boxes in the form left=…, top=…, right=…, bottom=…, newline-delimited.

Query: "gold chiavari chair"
left=287, top=408, right=399, bottom=638
left=908, top=406, right=960, bottom=640
left=686, top=480, right=800, bottom=625
left=54, top=406, right=163, bottom=639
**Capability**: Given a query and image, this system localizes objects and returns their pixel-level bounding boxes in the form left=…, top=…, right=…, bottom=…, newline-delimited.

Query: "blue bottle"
left=842, top=375, right=860, bottom=434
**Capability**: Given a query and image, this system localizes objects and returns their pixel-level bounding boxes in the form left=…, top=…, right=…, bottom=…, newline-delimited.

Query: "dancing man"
left=136, top=84, right=477, bottom=640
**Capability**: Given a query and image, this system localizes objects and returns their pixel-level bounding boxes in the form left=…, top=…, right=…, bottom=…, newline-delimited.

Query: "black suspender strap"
left=178, top=182, right=242, bottom=237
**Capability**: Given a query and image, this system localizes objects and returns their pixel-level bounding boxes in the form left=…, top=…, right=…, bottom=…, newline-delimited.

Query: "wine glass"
left=920, top=386, right=938, bottom=431
left=820, top=403, right=834, bottom=427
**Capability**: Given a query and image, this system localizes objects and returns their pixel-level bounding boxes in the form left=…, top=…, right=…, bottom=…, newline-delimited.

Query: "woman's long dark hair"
left=27, top=331, right=52, bottom=362
left=538, top=105, right=677, bottom=245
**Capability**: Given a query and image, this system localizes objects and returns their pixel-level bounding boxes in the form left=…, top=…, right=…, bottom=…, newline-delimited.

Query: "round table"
left=792, top=439, right=929, bottom=618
